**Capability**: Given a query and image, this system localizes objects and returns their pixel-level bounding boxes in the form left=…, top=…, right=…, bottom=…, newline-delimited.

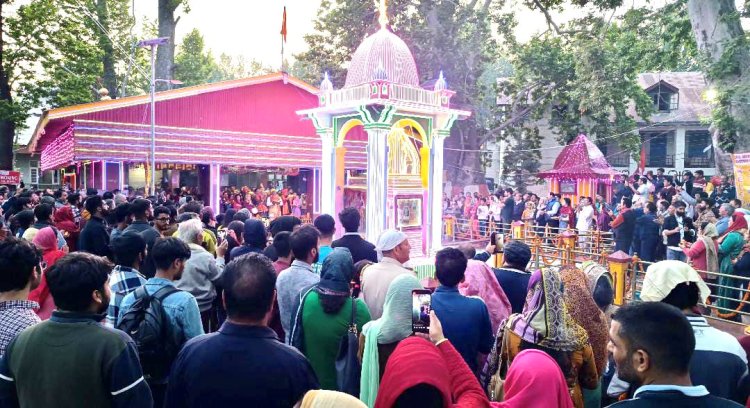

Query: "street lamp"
left=138, top=37, right=170, bottom=196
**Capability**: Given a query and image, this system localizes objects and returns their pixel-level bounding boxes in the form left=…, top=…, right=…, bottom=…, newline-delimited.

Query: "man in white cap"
left=360, top=229, right=414, bottom=319
left=607, top=260, right=746, bottom=403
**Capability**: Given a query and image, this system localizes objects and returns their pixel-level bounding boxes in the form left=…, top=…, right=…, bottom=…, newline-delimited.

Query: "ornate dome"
left=434, top=71, right=447, bottom=91
left=344, top=28, right=420, bottom=88
left=319, top=72, right=334, bottom=92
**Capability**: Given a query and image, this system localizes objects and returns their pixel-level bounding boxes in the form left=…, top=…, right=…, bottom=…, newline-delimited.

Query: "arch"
left=387, top=127, right=421, bottom=176
left=337, top=118, right=365, bottom=147
left=391, top=118, right=429, bottom=146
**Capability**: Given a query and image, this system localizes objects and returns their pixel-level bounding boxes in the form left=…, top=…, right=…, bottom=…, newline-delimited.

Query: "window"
left=685, top=130, right=714, bottom=168
left=29, top=160, right=39, bottom=185
left=642, top=131, right=675, bottom=167
left=49, top=170, right=60, bottom=185
left=645, top=81, right=679, bottom=113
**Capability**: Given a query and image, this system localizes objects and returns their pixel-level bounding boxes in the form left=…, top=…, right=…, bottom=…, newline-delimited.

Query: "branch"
left=530, top=0, right=583, bottom=36
left=480, top=84, right=557, bottom=144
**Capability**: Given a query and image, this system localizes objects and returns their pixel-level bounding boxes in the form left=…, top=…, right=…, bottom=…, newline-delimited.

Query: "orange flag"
left=280, top=7, right=287, bottom=43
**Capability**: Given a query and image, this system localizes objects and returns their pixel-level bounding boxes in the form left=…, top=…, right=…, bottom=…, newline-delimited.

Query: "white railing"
left=323, top=83, right=442, bottom=107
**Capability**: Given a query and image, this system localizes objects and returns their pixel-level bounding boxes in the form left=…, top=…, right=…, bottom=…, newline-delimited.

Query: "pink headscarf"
left=491, top=349, right=574, bottom=408
left=459, top=260, right=512, bottom=333
left=32, top=227, right=57, bottom=253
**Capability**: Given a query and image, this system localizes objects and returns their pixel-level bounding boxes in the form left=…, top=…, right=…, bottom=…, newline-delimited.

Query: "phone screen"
left=217, top=229, right=227, bottom=242
left=412, top=290, right=432, bottom=333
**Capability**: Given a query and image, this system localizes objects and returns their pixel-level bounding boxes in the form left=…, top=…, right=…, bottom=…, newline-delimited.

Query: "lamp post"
left=138, top=37, right=170, bottom=196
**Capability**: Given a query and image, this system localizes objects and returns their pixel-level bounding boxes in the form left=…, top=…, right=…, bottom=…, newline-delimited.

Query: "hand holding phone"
left=412, top=290, right=432, bottom=334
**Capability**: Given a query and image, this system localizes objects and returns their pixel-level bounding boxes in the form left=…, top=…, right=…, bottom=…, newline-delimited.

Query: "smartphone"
left=490, top=232, right=497, bottom=246
left=412, top=289, right=432, bottom=333
left=217, top=229, right=227, bottom=243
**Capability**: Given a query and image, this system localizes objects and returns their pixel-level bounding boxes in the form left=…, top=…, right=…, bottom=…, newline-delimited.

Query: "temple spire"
left=378, top=0, right=388, bottom=29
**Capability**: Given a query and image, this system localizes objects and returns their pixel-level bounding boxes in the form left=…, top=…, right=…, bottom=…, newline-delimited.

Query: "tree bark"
left=96, top=0, right=118, bottom=98
left=156, top=0, right=179, bottom=91
left=687, top=0, right=750, bottom=175
left=0, top=0, right=15, bottom=170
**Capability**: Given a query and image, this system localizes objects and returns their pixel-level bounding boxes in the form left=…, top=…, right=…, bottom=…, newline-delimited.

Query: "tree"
left=174, top=29, right=219, bottom=86
left=686, top=0, right=750, bottom=174
left=156, top=0, right=189, bottom=91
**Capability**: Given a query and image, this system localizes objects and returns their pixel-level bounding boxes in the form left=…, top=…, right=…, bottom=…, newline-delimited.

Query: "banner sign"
left=732, top=153, right=750, bottom=206
left=0, top=171, right=21, bottom=186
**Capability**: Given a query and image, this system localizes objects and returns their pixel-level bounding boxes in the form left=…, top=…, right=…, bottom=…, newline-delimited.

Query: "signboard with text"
left=733, top=153, right=750, bottom=206
left=0, top=171, right=20, bottom=186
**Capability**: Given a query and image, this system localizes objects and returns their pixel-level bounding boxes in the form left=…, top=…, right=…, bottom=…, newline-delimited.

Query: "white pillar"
left=209, top=163, right=221, bottom=215
left=431, top=134, right=447, bottom=254
left=320, top=132, right=336, bottom=216
left=101, top=161, right=107, bottom=191
left=365, top=126, right=389, bottom=244
left=118, top=162, right=124, bottom=191
left=674, top=128, right=686, bottom=169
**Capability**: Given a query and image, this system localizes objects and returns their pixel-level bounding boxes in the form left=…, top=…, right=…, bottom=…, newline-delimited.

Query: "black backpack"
left=117, top=285, right=180, bottom=382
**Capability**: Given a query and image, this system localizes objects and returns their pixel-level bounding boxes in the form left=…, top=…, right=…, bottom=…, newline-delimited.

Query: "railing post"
left=561, top=229, right=577, bottom=265
left=511, top=221, right=525, bottom=240
left=608, top=250, right=633, bottom=306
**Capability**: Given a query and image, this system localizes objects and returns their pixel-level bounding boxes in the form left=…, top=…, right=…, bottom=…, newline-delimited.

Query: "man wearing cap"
left=609, top=260, right=747, bottom=403
left=360, top=230, right=414, bottom=319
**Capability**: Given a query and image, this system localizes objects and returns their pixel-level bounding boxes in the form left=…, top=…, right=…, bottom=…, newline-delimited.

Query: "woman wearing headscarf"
left=482, top=268, right=597, bottom=408
left=491, top=349, right=574, bottom=408
left=374, top=318, right=489, bottom=408
left=220, top=208, right=236, bottom=230
left=580, top=262, right=614, bottom=314
left=683, top=222, right=719, bottom=282
left=54, top=205, right=79, bottom=251
left=292, top=248, right=371, bottom=391
left=358, top=274, right=423, bottom=407
left=28, top=227, right=65, bottom=320
left=459, top=260, right=512, bottom=333
left=296, top=390, right=367, bottom=408
left=717, top=213, right=748, bottom=318
left=560, top=266, right=610, bottom=408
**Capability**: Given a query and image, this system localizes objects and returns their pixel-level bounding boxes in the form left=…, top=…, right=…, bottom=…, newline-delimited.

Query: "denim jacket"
left=118, top=277, right=204, bottom=348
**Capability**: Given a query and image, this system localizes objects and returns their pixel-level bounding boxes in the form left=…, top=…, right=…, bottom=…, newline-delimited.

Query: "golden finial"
left=378, top=0, right=388, bottom=29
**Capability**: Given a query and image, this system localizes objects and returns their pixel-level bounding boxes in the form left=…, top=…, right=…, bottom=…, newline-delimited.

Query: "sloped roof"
left=631, top=72, right=710, bottom=124
left=537, top=134, right=621, bottom=179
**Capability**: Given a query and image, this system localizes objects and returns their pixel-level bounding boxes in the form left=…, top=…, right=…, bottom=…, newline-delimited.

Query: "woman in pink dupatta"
left=459, top=259, right=512, bottom=333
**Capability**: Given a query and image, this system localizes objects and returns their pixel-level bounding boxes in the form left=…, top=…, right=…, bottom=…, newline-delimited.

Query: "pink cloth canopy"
left=537, top=134, right=621, bottom=180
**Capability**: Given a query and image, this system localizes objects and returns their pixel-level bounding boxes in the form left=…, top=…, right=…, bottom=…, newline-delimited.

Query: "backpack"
left=116, top=285, right=180, bottom=383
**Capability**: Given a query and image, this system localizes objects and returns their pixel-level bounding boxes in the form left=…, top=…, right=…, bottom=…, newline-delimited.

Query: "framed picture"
left=395, top=196, right=422, bottom=229
left=560, top=181, right=577, bottom=195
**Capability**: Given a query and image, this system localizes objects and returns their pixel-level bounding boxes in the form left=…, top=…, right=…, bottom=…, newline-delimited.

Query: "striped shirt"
left=0, top=300, right=40, bottom=357
left=105, top=266, right=147, bottom=328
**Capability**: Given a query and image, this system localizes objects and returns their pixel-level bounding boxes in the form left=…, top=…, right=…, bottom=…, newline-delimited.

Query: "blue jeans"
left=666, top=248, right=686, bottom=262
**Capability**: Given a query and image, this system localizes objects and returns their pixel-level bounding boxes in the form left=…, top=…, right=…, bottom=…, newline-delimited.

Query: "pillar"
left=365, top=126, right=389, bottom=244
left=101, top=161, right=107, bottom=191
left=209, top=163, right=221, bottom=215
left=334, top=146, right=347, bottom=236
left=118, top=162, right=124, bottom=191
left=608, top=250, right=632, bottom=305
left=430, top=132, right=448, bottom=254
left=319, top=131, right=336, bottom=217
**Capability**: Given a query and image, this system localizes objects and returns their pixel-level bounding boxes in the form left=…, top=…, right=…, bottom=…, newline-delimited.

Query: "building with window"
left=600, top=72, right=714, bottom=177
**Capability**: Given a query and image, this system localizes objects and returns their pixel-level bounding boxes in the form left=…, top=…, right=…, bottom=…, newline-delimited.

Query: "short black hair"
left=563, top=197, right=571, bottom=206
left=154, top=206, right=170, bottom=219
left=694, top=169, right=703, bottom=176
left=46, top=253, right=112, bottom=312
left=34, top=203, right=53, bottom=222
left=113, top=202, right=132, bottom=223
left=435, top=247, right=467, bottom=287
left=657, top=168, right=665, bottom=173
left=85, top=195, right=103, bottom=214
left=673, top=201, right=686, bottom=209
left=222, top=253, right=276, bottom=321
left=612, top=302, right=695, bottom=375
left=314, top=214, right=336, bottom=237
left=339, top=207, right=361, bottom=233
left=183, top=201, right=203, bottom=215
left=661, top=282, right=700, bottom=310
left=233, top=211, right=250, bottom=222
left=290, top=224, right=320, bottom=260
left=621, top=196, right=632, bottom=208
left=504, top=240, right=531, bottom=269
left=103, top=191, right=114, bottom=200
left=14, top=210, right=35, bottom=230
left=67, top=193, right=80, bottom=206
left=645, top=202, right=657, bottom=213
left=732, top=198, right=743, bottom=207
left=0, top=237, right=41, bottom=292
left=111, top=231, right=146, bottom=267
left=130, top=198, right=151, bottom=219
left=272, top=231, right=292, bottom=258
left=151, top=237, right=191, bottom=270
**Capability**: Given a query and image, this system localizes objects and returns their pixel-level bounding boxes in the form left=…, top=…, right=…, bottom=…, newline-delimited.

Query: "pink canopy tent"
left=537, top=134, right=622, bottom=204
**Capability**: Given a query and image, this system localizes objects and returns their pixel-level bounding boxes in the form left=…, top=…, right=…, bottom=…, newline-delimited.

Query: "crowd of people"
left=0, top=180, right=747, bottom=407
left=219, top=185, right=309, bottom=219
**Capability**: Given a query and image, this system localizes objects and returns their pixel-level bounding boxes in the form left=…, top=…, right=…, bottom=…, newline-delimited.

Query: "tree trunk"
left=156, top=0, right=179, bottom=91
left=0, top=0, right=15, bottom=170
left=687, top=0, right=750, bottom=175
left=96, top=0, right=118, bottom=98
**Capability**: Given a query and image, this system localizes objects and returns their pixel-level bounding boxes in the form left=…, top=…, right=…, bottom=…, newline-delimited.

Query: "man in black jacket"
left=662, top=201, right=695, bottom=262
left=608, top=302, right=741, bottom=408
left=611, top=197, right=637, bottom=253
left=332, top=207, right=377, bottom=263
left=78, top=196, right=111, bottom=258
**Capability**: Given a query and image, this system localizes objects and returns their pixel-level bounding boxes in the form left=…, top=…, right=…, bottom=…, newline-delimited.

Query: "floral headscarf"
left=560, top=266, right=609, bottom=375
left=506, top=268, right=588, bottom=352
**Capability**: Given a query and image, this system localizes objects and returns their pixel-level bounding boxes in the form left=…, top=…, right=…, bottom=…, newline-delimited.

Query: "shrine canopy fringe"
left=537, top=134, right=622, bottom=180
